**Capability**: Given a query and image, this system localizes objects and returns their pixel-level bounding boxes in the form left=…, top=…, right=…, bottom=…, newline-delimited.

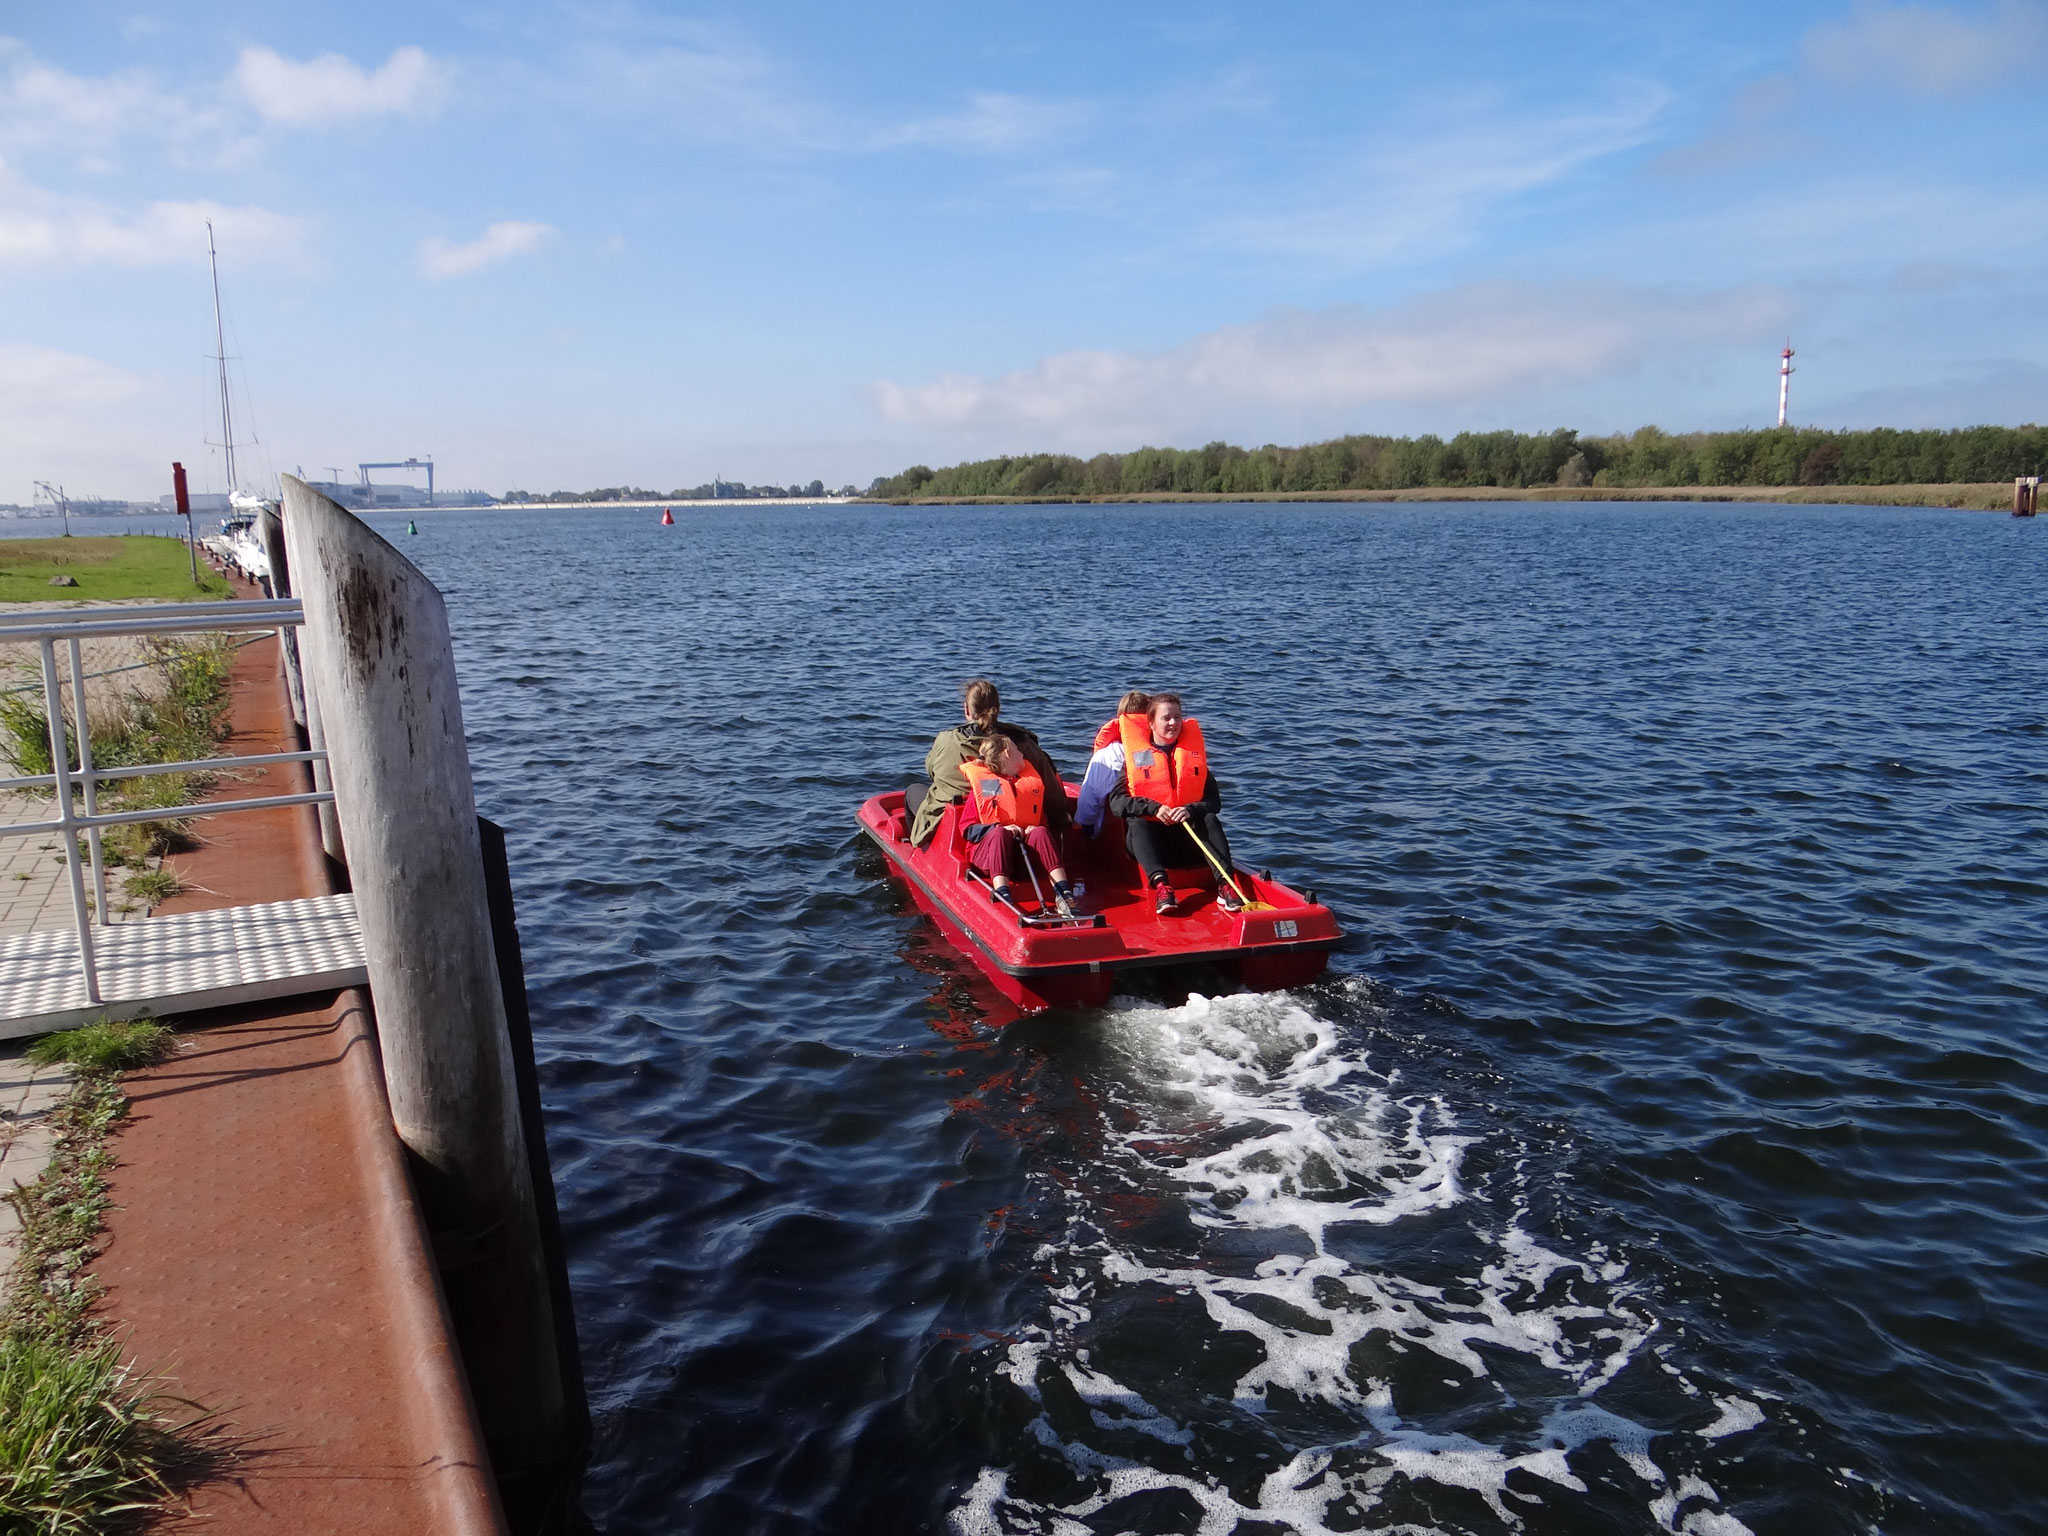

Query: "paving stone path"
left=0, top=1046, right=69, bottom=1278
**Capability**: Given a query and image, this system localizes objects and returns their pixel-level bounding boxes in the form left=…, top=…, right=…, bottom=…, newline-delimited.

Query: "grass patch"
left=0, top=1334, right=194, bottom=1534
left=0, top=537, right=227, bottom=605
left=1, top=1022, right=218, bottom=1530
left=23, top=1019, right=171, bottom=1076
left=119, top=869, right=181, bottom=907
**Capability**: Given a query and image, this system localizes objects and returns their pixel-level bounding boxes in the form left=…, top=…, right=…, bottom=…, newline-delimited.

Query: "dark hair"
left=1116, top=690, right=1152, bottom=716
left=1148, top=692, right=1183, bottom=718
left=962, top=678, right=1001, bottom=730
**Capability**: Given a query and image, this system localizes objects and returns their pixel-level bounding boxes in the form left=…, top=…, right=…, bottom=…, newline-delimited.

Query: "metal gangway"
left=0, top=600, right=364, bottom=1039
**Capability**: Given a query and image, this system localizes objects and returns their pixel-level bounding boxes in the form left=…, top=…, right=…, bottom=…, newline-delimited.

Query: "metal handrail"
left=0, top=602, right=302, bottom=642
left=0, top=747, right=327, bottom=795
left=0, top=599, right=332, bottom=1006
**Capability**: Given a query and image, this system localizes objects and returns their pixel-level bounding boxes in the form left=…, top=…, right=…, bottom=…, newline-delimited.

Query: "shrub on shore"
left=868, top=422, right=2048, bottom=499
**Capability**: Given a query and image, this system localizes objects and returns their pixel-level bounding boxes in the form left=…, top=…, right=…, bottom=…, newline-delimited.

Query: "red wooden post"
left=171, top=462, right=199, bottom=584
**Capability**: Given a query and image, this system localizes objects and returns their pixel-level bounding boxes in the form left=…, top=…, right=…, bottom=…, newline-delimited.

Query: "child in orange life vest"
left=1106, top=693, right=1241, bottom=916
left=960, top=731, right=1079, bottom=917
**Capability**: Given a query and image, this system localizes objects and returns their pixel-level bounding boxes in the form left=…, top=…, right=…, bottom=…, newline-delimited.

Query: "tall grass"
left=0, top=635, right=235, bottom=782
left=0, top=1336, right=186, bottom=1535
left=0, top=636, right=235, bottom=874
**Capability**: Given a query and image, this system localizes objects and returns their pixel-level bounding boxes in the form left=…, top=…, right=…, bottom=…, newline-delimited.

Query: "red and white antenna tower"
left=1777, top=342, right=1795, bottom=428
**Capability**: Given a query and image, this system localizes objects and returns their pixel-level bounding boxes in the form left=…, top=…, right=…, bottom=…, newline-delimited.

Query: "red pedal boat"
left=856, top=784, right=1341, bottom=1013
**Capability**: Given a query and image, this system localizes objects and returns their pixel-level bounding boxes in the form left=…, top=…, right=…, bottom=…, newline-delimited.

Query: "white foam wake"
left=952, top=987, right=1764, bottom=1534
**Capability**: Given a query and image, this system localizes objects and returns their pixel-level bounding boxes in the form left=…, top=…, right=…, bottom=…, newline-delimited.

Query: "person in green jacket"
left=910, top=678, right=1070, bottom=847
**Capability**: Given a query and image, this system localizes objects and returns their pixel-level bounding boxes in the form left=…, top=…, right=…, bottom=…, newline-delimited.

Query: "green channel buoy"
left=407, top=519, right=418, bottom=535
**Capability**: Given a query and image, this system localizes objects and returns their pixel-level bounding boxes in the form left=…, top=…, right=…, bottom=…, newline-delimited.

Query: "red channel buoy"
left=661, top=507, right=674, bottom=525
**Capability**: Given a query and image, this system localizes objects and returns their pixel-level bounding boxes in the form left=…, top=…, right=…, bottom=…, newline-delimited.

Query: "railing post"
left=39, top=639, right=99, bottom=1001
left=65, top=638, right=109, bottom=926
left=279, top=476, right=569, bottom=1497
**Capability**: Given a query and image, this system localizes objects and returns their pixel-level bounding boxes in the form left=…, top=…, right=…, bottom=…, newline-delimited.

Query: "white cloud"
left=0, top=37, right=192, bottom=155
left=874, top=92, right=1086, bottom=154
left=871, top=280, right=1794, bottom=448
left=1805, top=1, right=2048, bottom=96
left=0, top=165, right=303, bottom=266
left=234, top=44, right=447, bottom=126
left=418, top=219, right=552, bottom=278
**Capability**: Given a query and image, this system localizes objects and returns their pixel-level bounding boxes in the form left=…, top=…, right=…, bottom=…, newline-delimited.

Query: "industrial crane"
left=358, top=457, right=434, bottom=506
left=32, top=481, right=71, bottom=537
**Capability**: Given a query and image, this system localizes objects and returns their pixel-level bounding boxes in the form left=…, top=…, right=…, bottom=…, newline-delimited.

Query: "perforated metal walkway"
left=0, top=893, right=366, bottom=1040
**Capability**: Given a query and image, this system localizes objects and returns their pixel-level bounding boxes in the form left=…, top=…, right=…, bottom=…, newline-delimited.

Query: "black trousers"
left=1125, top=810, right=1235, bottom=883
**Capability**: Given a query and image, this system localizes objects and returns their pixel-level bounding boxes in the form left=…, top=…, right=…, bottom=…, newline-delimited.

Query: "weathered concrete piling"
left=281, top=476, right=576, bottom=1502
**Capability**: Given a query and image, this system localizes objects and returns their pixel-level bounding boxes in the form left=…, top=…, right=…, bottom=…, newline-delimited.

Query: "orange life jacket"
left=960, top=756, right=1046, bottom=828
left=1118, top=715, right=1208, bottom=808
left=1092, top=712, right=1147, bottom=751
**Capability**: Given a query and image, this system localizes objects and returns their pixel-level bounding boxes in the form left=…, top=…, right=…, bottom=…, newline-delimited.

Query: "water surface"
left=366, top=501, right=2046, bottom=1535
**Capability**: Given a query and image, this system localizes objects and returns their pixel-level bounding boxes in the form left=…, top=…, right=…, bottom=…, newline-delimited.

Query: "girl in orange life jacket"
left=1090, top=690, right=1152, bottom=751
left=1106, top=693, right=1242, bottom=916
left=911, top=678, right=1070, bottom=849
left=1078, top=691, right=1152, bottom=835
left=959, top=731, right=1079, bottom=917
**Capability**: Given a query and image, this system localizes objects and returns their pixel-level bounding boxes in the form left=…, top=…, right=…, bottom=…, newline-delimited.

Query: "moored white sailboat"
left=197, top=220, right=273, bottom=586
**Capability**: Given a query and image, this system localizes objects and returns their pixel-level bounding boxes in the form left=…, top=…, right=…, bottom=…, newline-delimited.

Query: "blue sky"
left=5, top=0, right=2046, bottom=501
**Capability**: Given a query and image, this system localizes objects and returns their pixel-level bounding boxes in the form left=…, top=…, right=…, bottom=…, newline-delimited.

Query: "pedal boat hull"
left=856, top=787, right=1340, bottom=1014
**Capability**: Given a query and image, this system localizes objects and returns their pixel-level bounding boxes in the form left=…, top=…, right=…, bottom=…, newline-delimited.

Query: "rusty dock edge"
left=92, top=591, right=537, bottom=1530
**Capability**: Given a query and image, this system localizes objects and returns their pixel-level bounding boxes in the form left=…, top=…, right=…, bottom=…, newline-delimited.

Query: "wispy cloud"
left=418, top=219, right=552, bottom=278
left=1652, top=75, right=1813, bottom=176
left=549, top=37, right=1082, bottom=164
left=544, top=39, right=828, bottom=152
left=1009, top=165, right=1121, bottom=215
left=873, top=92, right=1087, bottom=154
left=1216, top=85, right=1669, bottom=265
left=1810, top=359, right=2048, bottom=426
left=871, top=280, right=1793, bottom=448
left=1805, top=0, right=2048, bottom=96
left=0, top=343, right=141, bottom=413
left=234, top=45, right=448, bottom=127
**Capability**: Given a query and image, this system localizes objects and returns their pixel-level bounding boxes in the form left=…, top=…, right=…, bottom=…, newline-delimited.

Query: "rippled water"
left=363, top=501, right=2046, bottom=1535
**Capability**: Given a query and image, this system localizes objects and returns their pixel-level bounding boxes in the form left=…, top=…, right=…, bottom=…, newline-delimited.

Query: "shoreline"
left=855, top=482, right=2023, bottom=511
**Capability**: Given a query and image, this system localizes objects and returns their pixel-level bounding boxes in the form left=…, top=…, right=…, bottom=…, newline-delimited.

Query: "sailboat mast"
left=208, top=220, right=237, bottom=496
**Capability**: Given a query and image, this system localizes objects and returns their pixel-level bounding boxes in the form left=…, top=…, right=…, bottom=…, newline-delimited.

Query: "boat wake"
left=953, top=984, right=1767, bottom=1535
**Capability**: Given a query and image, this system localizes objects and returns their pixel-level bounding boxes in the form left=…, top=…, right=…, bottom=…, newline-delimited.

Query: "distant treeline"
left=500, top=479, right=849, bottom=504
left=869, top=425, right=2048, bottom=499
